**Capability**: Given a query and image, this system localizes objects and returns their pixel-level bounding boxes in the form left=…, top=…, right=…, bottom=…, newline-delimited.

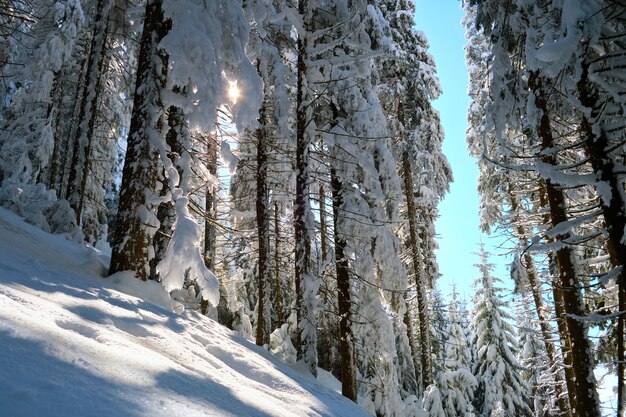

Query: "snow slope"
left=0, top=208, right=371, bottom=417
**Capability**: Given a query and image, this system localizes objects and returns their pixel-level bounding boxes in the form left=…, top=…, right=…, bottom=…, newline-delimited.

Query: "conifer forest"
left=0, top=0, right=625, bottom=416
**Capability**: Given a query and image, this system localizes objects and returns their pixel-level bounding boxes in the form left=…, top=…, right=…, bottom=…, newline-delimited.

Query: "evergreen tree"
left=470, top=246, right=532, bottom=417
left=444, top=289, right=476, bottom=417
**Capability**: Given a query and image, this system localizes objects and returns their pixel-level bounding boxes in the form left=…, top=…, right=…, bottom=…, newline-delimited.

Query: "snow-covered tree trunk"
left=529, top=71, right=601, bottom=417
left=66, top=0, right=113, bottom=231
left=273, top=201, right=285, bottom=328
left=577, top=64, right=626, bottom=416
left=109, top=0, right=169, bottom=279
left=331, top=167, right=357, bottom=401
left=508, top=186, right=570, bottom=417
left=401, top=149, right=432, bottom=388
left=293, top=0, right=317, bottom=376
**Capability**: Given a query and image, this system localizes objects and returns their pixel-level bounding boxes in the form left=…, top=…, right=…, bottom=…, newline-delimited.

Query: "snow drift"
left=0, top=207, right=372, bottom=417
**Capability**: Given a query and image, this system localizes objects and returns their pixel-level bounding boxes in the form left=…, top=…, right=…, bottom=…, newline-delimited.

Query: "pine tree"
left=379, top=0, right=452, bottom=391
left=444, top=289, right=476, bottom=417
left=470, top=246, right=532, bottom=417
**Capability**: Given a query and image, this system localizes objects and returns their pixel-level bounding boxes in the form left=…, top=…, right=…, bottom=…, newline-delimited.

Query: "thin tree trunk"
left=273, top=201, right=284, bottom=328
left=539, top=181, right=579, bottom=414
left=256, top=99, right=270, bottom=346
left=294, top=0, right=316, bottom=375
left=401, top=149, right=432, bottom=389
left=530, top=71, right=601, bottom=417
left=57, top=39, right=91, bottom=199
left=509, top=186, right=571, bottom=417
left=201, top=132, right=217, bottom=315
left=320, top=185, right=327, bottom=262
left=331, top=167, right=356, bottom=401
left=403, top=305, right=421, bottom=395
left=67, top=0, right=113, bottom=226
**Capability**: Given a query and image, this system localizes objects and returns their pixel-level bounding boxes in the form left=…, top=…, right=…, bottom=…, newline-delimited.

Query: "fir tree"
left=470, top=246, right=532, bottom=417
left=444, top=288, right=476, bottom=417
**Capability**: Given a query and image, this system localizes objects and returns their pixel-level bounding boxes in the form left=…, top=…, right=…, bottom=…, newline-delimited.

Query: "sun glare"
left=228, top=81, right=240, bottom=103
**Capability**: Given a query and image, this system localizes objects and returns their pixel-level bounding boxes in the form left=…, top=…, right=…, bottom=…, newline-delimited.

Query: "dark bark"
left=203, top=133, right=218, bottom=272
left=57, top=39, right=91, bottom=199
left=331, top=167, right=356, bottom=402
left=293, top=0, right=316, bottom=375
left=530, top=71, right=601, bottom=417
left=202, top=133, right=218, bottom=315
left=539, top=181, right=579, bottom=414
left=509, top=186, right=571, bottom=417
left=578, top=68, right=626, bottom=417
left=67, top=0, right=113, bottom=226
left=109, top=0, right=170, bottom=279
left=256, top=99, right=270, bottom=346
left=320, top=185, right=328, bottom=262
left=401, top=149, right=432, bottom=389
left=273, top=201, right=284, bottom=328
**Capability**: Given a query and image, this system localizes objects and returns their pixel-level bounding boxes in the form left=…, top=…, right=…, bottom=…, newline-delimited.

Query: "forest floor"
left=0, top=207, right=368, bottom=417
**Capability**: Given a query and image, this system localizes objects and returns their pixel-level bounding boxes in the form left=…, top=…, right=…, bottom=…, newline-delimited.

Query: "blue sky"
left=413, top=1, right=510, bottom=301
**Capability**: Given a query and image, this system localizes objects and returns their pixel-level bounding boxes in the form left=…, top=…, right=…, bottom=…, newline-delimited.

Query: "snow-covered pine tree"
left=470, top=245, right=532, bottom=417
left=108, top=0, right=171, bottom=280
left=286, top=0, right=319, bottom=375
left=378, top=0, right=452, bottom=392
left=444, top=288, right=476, bottom=417
left=0, top=0, right=84, bottom=236
left=422, top=384, right=446, bottom=417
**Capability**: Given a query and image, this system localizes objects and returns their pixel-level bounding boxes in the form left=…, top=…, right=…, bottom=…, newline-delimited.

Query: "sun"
left=228, top=81, right=240, bottom=103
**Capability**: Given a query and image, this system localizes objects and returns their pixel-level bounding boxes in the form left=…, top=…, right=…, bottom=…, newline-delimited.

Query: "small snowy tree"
left=444, top=289, right=476, bottom=417
left=470, top=246, right=532, bottom=417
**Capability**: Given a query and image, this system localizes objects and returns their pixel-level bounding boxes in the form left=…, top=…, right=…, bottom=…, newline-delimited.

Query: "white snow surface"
left=0, top=207, right=371, bottom=417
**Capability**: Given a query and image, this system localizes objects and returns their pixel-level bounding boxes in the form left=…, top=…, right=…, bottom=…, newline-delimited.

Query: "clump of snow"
left=108, top=271, right=184, bottom=313
left=0, top=181, right=82, bottom=241
left=157, top=190, right=219, bottom=307
left=270, top=322, right=297, bottom=364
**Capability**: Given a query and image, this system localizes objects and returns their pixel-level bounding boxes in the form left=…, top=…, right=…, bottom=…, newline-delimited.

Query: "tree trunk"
left=67, top=0, right=113, bottom=226
left=57, top=39, right=91, bottom=199
left=578, top=68, right=626, bottom=417
left=530, top=71, right=601, bottom=417
left=203, top=133, right=218, bottom=270
left=201, top=132, right=218, bottom=316
left=401, top=149, right=432, bottom=389
left=294, top=0, right=317, bottom=376
left=320, top=185, right=328, bottom=262
left=509, top=186, right=571, bottom=417
left=150, top=93, right=185, bottom=279
left=539, top=180, right=579, bottom=415
left=256, top=99, right=270, bottom=346
left=273, top=201, right=284, bottom=328
left=109, top=0, right=170, bottom=279
left=331, top=167, right=356, bottom=401
left=403, top=304, right=421, bottom=396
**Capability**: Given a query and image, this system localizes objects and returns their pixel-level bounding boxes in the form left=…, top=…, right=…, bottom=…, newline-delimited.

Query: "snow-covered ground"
left=0, top=208, right=370, bottom=417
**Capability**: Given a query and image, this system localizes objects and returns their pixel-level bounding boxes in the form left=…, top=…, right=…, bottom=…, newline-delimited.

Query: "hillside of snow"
left=0, top=207, right=371, bottom=417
